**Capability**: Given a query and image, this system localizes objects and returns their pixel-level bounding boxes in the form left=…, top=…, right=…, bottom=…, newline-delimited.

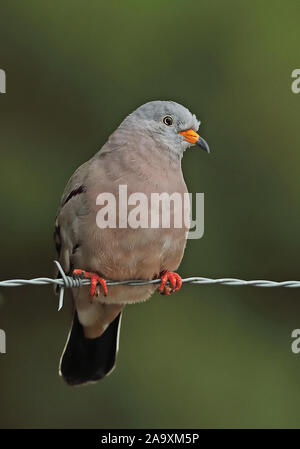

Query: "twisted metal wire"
left=0, top=260, right=299, bottom=311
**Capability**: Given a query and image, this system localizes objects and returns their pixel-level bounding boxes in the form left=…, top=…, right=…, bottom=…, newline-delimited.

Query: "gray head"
left=119, top=100, right=210, bottom=158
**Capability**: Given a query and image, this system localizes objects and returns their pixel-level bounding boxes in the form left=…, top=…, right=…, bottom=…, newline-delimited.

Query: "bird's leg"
left=158, top=270, right=182, bottom=295
left=72, top=269, right=108, bottom=302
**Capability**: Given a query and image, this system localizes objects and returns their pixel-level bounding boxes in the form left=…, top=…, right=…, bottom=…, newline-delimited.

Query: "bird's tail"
left=59, top=310, right=122, bottom=386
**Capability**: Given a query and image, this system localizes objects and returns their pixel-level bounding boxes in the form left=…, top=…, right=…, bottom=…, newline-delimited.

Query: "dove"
left=54, top=100, right=209, bottom=386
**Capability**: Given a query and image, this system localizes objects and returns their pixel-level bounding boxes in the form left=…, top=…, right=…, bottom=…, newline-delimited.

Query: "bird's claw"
left=72, top=269, right=108, bottom=301
left=158, top=271, right=182, bottom=295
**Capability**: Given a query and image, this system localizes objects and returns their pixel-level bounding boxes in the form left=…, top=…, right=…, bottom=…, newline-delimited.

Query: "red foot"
left=73, top=269, right=108, bottom=301
left=158, top=271, right=182, bottom=295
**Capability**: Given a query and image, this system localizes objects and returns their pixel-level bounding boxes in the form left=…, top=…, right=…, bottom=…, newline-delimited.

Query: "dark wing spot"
left=54, top=225, right=61, bottom=256
left=62, top=185, right=86, bottom=207
left=72, top=243, right=80, bottom=254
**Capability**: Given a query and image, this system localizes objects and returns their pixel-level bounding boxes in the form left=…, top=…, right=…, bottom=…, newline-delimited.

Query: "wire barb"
left=0, top=261, right=300, bottom=311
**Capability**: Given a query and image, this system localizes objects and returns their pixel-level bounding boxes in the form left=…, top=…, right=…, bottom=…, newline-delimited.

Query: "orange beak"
left=179, top=129, right=210, bottom=153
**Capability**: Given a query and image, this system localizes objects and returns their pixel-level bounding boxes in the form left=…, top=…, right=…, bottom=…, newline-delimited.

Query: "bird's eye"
left=162, top=115, right=173, bottom=126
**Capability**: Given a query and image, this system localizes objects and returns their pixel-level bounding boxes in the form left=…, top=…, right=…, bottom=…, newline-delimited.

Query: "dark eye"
left=163, top=115, right=173, bottom=126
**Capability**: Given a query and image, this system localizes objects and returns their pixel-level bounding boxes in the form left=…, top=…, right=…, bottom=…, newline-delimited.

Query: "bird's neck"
left=99, top=128, right=181, bottom=167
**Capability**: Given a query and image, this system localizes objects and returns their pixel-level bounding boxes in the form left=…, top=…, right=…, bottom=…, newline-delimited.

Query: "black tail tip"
left=60, top=311, right=122, bottom=386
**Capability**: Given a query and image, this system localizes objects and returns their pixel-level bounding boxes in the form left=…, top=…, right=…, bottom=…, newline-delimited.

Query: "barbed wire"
left=0, top=260, right=300, bottom=311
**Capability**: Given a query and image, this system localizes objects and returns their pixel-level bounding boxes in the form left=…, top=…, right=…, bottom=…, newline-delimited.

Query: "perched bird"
left=54, top=100, right=209, bottom=386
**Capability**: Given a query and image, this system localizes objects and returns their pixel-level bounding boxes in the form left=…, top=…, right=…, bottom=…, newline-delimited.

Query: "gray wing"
left=54, top=159, right=93, bottom=278
left=53, top=136, right=128, bottom=280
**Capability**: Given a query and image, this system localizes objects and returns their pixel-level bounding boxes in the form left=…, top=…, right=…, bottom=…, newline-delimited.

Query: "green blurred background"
left=1, top=0, right=300, bottom=429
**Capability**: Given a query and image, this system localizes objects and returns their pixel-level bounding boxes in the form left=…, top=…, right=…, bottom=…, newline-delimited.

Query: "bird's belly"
left=75, top=226, right=187, bottom=305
